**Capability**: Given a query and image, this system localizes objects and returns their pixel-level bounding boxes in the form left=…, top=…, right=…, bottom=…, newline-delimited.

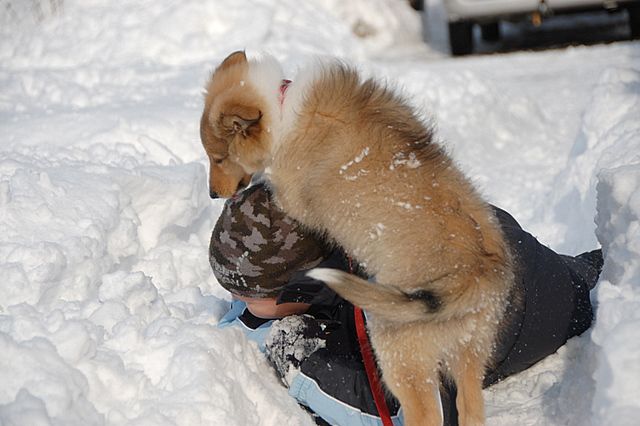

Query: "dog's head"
left=200, top=51, right=275, bottom=198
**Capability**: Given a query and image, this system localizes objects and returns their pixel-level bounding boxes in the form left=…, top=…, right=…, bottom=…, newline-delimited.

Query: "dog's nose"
left=209, top=190, right=219, bottom=199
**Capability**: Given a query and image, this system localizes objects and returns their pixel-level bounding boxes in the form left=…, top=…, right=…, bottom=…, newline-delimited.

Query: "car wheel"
left=629, top=3, right=640, bottom=39
left=480, top=22, right=501, bottom=42
left=409, top=0, right=424, bottom=11
left=449, top=21, right=474, bottom=55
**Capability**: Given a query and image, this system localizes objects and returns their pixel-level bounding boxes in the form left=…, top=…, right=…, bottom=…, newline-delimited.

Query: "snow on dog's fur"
left=201, top=51, right=515, bottom=426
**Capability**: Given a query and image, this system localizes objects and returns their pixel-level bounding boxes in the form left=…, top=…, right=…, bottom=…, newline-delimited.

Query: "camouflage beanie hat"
left=209, top=183, right=327, bottom=298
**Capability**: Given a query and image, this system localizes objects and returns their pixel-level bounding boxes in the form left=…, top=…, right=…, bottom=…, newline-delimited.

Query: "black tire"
left=449, top=21, right=474, bottom=56
left=409, top=0, right=424, bottom=11
left=480, top=22, right=501, bottom=42
left=629, top=3, right=640, bottom=39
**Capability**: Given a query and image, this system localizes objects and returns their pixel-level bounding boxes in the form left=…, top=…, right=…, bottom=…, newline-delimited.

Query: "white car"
left=442, top=0, right=640, bottom=54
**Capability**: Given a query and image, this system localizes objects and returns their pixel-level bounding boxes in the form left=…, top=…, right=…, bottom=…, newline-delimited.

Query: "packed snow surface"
left=1, top=0, right=639, bottom=425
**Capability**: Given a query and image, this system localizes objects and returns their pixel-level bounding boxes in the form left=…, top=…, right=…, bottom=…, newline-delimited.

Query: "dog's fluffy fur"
left=201, top=51, right=515, bottom=426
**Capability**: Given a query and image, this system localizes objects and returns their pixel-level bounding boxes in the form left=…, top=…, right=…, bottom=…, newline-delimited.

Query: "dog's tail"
left=307, top=268, right=445, bottom=324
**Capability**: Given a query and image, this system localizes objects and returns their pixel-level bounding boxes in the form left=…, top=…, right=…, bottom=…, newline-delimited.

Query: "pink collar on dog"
left=279, top=79, right=291, bottom=106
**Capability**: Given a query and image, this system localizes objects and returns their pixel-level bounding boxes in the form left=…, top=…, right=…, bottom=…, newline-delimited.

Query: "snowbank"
left=592, top=164, right=640, bottom=424
left=543, top=67, right=640, bottom=253
left=0, top=145, right=312, bottom=425
left=543, top=65, right=640, bottom=423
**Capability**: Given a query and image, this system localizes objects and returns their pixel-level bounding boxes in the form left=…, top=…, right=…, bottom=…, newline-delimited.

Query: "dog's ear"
left=218, top=51, right=247, bottom=71
left=221, top=106, right=262, bottom=137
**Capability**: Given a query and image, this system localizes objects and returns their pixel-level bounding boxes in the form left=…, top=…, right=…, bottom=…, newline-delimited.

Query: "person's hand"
left=265, top=315, right=340, bottom=386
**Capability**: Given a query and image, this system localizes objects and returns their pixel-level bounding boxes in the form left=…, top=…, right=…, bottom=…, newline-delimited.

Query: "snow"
left=591, top=165, right=640, bottom=425
left=1, top=0, right=639, bottom=425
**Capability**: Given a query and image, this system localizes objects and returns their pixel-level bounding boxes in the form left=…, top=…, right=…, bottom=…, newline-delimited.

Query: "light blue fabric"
left=218, top=299, right=275, bottom=351
left=289, top=372, right=405, bottom=426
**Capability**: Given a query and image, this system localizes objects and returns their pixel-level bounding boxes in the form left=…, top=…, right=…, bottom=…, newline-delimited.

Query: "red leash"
left=354, top=305, right=394, bottom=426
left=347, top=256, right=393, bottom=425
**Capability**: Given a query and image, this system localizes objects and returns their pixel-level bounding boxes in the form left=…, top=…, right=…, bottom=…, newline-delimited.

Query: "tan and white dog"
left=200, top=51, right=515, bottom=426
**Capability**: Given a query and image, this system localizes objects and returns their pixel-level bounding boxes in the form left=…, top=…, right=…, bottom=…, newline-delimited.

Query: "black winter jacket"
left=243, top=207, right=602, bottom=425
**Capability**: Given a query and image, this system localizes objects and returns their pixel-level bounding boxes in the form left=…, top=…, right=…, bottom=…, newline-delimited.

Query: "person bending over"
left=211, top=183, right=603, bottom=426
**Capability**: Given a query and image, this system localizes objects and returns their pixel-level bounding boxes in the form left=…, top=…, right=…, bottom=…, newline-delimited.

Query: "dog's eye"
left=210, top=155, right=226, bottom=165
